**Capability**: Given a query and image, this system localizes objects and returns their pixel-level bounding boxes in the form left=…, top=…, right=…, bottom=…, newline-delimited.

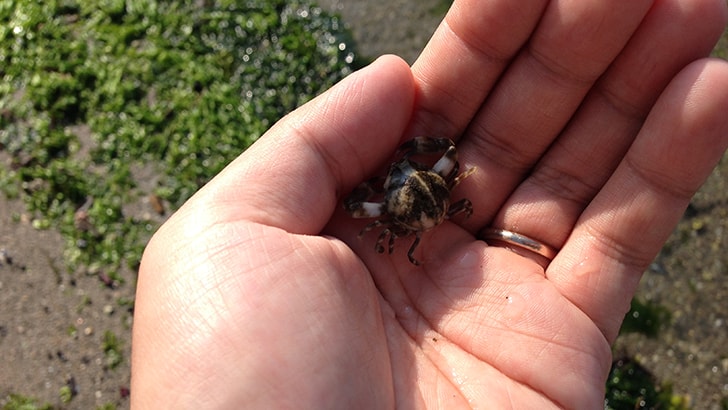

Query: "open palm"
left=131, top=0, right=728, bottom=408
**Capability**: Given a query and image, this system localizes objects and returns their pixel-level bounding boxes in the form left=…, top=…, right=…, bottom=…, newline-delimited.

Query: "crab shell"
left=383, top=158, right=452, bottom=231
left=344, top=137, right=475, bottom=265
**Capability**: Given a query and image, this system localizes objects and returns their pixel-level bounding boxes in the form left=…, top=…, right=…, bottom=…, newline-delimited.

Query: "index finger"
left=409, top=0, right=549, bottom=138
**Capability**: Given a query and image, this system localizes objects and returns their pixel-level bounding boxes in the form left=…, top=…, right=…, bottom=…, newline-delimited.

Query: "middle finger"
left=458, top=0, right=655, bottom=230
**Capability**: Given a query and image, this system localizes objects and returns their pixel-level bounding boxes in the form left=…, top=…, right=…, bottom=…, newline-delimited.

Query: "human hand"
left=131, top=0, right=728, bottom=408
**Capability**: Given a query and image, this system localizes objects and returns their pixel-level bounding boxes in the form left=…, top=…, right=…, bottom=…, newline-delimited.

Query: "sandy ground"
left=1, top=1, right=726, bottom=408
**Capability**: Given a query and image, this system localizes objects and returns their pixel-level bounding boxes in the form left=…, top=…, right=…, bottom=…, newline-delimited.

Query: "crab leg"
left=359, top=220, right=384, bottom=238
left=432, top=146, right=458, bottom=177
left=347, top=202, right=385, bottom=219
left=373, top=227, right=394, bottom=254
left=451, top=166, right=476, bottom=188
left=344, top=178, right=386, bottom=218
left=447, top=198, right=473, bottom=219
left=407, top=232, right=423, bottom=266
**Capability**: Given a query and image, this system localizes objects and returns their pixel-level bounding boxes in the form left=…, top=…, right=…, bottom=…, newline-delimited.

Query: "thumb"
left=187, top=55, right=415, bottom=234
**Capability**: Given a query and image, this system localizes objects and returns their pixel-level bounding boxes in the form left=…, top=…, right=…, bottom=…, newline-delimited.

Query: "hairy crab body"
left=344, top=137, right=475, bottom=265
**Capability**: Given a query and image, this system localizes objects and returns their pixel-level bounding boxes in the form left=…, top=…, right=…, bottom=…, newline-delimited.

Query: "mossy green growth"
left=101, top=330, right=123, bottom=370
left=620, top=297, right=671, bottom=338
left=57, top=386, right=73, bottom=405
left=1, top=394, right=53, bottom=410
left=0, top=0, right=355, bottom=277
left=712, top=26, right=728, bottom=60
left=605, top=358, right=690, bottom=410
left=430, top=0, right=454, bottom=16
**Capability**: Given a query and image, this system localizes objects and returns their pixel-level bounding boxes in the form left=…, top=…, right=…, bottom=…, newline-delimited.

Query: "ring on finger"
left=478, top=228, right=559, bottom=261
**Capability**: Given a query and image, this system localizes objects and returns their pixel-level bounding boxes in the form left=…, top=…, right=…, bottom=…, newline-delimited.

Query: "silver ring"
left=478, top=228, right=558, bottom=261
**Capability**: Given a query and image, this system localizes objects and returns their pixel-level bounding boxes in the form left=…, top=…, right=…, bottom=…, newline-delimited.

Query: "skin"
left=131, top=0, right=728, bottom=408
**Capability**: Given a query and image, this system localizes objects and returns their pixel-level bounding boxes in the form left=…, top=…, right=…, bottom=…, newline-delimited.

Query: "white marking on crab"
left=361, top=202, right=384, bottom=217
left=419, top=211, right=438, bottom=230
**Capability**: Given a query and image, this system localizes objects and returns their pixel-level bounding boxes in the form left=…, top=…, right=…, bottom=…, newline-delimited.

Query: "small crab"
left=344, top=137, right=476, bottom=265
